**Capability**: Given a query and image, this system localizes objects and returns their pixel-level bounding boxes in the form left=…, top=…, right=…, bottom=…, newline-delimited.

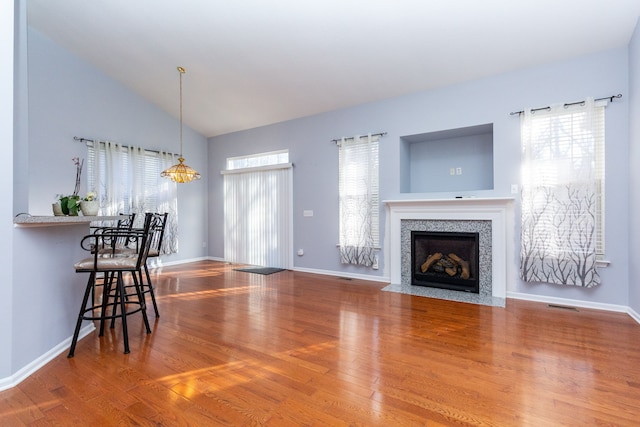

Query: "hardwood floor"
left=1, top=260, right=639, bottom=426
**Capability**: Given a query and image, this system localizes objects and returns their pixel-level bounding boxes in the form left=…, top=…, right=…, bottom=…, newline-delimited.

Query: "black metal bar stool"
left=89, top=213, right=136, bottom=310
left=107, top=212, right=167, bottom=318
left=142, top=212, right=168, bottom=317
left=68, top=215, right=154, bottom=357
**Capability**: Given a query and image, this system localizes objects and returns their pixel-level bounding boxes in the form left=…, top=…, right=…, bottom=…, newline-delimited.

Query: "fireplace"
left=411, top=231, right=480, bottom=293
left=384, top=197, right=514, bottom=307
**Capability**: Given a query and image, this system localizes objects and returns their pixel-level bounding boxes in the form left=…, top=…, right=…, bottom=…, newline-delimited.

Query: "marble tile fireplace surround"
left=383, top=198, right=514, bottom=307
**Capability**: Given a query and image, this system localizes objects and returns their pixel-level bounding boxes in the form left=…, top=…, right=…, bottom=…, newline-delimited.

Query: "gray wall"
left=209, top=47, right=631, bottom=307
left=26, top=27, right=209, bottom=265
left=405, top=131, right=494, bottom=193
left=629, top=17, right=640, bottom=314
left=2, top=18, right=210, bottom=385
left=0, top=0, right=15, bottom=380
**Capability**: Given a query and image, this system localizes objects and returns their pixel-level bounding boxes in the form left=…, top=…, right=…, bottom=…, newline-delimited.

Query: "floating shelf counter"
left=14, top=215, right=127, bottom=227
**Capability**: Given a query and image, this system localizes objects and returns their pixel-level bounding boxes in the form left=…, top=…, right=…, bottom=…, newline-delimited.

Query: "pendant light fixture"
left=161, top=66, right=201, bottom=183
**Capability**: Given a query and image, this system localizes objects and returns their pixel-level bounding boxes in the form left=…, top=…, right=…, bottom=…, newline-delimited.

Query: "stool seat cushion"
left=74, top=254, right=138, bottom=272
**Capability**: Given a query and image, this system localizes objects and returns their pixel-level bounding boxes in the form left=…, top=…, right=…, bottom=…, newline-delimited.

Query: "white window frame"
left=226, top=149, right=289, bottom=171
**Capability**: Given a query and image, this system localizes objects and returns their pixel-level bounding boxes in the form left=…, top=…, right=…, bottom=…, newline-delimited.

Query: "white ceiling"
left=27, top=0, right=640, bottom=138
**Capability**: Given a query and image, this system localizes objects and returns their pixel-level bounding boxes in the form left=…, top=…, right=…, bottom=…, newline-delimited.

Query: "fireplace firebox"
left=411, top=231, right=480, bottom=293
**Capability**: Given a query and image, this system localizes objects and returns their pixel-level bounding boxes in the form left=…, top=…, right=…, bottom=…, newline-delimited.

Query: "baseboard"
left=0, top=324, right=95, bottom=392
left=192, top=258, right=391, bottom=283
left=628, top=307, right=640, bottom=324
left=151, top=256, right=210, bottom=268
left=292, top=266, right=390, bottom=283
left=507, top=291, right=639, bottom=323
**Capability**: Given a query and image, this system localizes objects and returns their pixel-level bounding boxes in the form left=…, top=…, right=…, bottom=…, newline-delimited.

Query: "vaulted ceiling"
left=27, top=0, right=640, bottom=138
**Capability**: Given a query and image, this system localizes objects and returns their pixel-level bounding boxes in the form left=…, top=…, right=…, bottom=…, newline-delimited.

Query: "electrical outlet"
left=372, top=255, right=379, bottom=270
left=456, top=167, right=462, bottom=175
left=511, top=184, right=518, bottom=194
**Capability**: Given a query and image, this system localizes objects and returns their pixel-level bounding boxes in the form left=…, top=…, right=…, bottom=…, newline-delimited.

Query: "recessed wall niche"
left=400, top=123, right=494, bottom=194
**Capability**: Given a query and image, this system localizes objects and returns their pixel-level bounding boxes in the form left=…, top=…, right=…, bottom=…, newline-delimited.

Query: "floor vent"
left=339, top=277, right=353, bottom=281
left=547, top=304, right=578, bottom=311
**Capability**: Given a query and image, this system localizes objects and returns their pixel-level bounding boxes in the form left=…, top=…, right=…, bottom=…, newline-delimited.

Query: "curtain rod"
left=330, top=132, right=387, bottom=144
left=509, top=94, right=622, bottom=116
left=74, top=136, right=173, bottom=156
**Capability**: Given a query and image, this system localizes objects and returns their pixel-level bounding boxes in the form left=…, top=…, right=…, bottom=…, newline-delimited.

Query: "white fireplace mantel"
left=384, top=197, right=515, bottom=300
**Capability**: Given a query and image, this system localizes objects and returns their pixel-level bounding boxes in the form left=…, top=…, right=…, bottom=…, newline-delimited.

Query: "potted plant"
left=80, top=191, right=99, bottom=216
left=57, top=194, right=81, bottom=216
left=52, top=157, right=84, bottom=216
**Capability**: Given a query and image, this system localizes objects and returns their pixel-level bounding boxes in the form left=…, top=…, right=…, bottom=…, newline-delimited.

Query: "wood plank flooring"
left=1, top=260, right=640, bottom=426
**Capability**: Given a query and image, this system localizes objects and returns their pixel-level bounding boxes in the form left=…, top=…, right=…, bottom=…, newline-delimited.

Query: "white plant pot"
left=80, top=200, right=100, bottom=216
left=52, top=202, right=63, bottom=216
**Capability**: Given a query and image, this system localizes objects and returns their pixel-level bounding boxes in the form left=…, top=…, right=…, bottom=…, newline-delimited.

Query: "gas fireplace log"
left=445, top=266, right=458, bottom=276
left=421, top=252, right=472, bottom=279
left=459, top=260, right=470, bottom=279
left=448, top=253, right=470, bottom=279
left=432, top=263, right=445, bottom=273
left=420, top=252, right=442, bottom=273
left=448, top=253, right=462, bottom=263
left=442, top=254, right=460, bottom=276
left=443, top=261, right=469, bottom=278
left=439, top=257, right=455, bottom=268
left=447, top=254, right=471, bottom=279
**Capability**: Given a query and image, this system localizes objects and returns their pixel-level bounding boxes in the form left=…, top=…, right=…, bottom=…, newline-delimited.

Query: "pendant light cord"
left=178, top=66, right=185, bottom=157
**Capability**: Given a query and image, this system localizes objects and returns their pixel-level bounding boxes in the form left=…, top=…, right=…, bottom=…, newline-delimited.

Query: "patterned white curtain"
left=338, top=134, right=379, bottom=266
left=520, top=97, right=603, bottom=287
left=156, top=151, right=179, bottom=254
left=87, top=141, right=179, bottom=254
left=223, top=165, right=293, bottom=268
left=99, top=141, right=127, bottom=216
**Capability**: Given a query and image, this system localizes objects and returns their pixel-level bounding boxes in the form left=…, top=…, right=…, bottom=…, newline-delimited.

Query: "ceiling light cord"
left=178, top=66, right=185, bottom=157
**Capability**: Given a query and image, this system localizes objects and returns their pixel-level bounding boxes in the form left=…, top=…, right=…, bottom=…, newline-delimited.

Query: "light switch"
left=303, top=210, right=313, bottom=217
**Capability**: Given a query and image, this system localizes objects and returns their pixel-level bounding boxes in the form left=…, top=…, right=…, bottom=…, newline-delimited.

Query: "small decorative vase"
left=80, top=200, right=99, bottom=216
left=52, top=202, right=63, bottom=216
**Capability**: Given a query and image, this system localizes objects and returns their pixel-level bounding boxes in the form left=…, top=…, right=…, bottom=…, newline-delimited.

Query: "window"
left=226, top=150, right=289, bottom=170
left=338, top=134, right=380, bottom=266
left=87, top=141, right=179, bottom=254
left=520, top=97, right=605, bottom=287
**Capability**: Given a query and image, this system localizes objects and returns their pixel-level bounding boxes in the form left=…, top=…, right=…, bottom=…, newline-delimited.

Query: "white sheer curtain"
left=223, top=165, right=293, bottom=268
left=338, top=134, right=379, bottom=266
left=520, top=97, right=604, bottom=287
left=87, top=141, right=179, bottom=254
left=157, top=151, right=179, bottom=254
